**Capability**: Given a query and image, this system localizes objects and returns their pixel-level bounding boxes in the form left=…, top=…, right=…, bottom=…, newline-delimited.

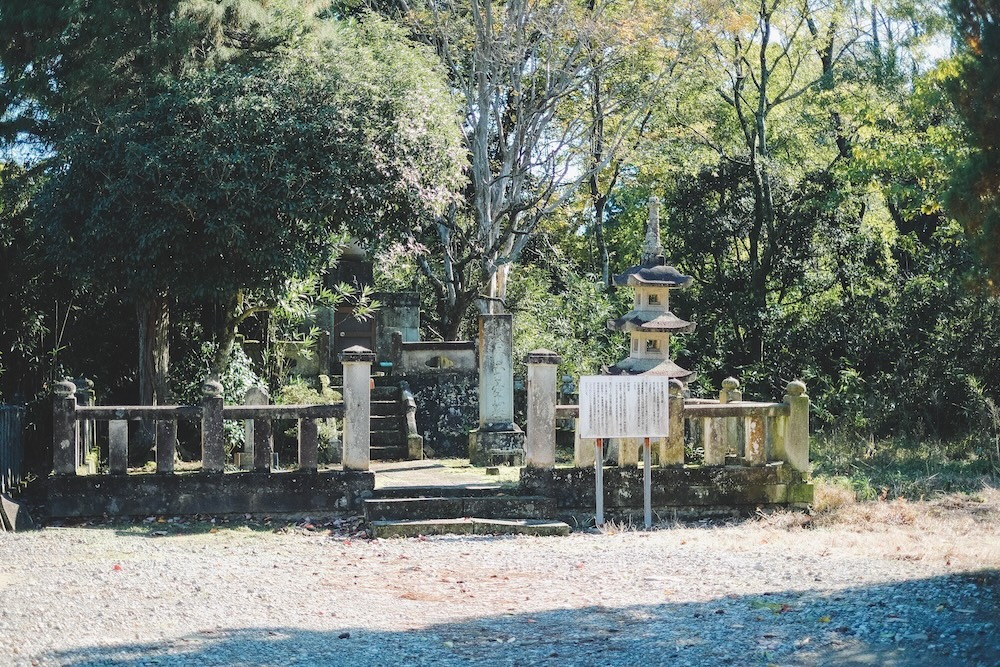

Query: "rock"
left=0, top=493, right=34, bottom=532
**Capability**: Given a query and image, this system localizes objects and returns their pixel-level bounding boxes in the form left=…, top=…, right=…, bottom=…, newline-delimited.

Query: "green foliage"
left=812, top=432, right=999, bottom=500
left=504, top=247, right=629, bottom=381
left=38, top=20, right=461, bottom=306
left=274, top=376, right=341, bottom=464
left=173, top=342, right=265, bottom=453
left=274, top=375, right=341, bottom=406
left=946, top=1, right=1000, bottom=285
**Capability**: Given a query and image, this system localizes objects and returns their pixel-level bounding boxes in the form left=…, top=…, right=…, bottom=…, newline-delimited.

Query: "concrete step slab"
left=364, top=495, right=556, bottom=521
left=370, top=517, right=570, bottom=538
left=370, top=445, right=409, bottom=461
left=372, top=484, right=503, bottom=498
left=370, top=402, right=401, bottom=417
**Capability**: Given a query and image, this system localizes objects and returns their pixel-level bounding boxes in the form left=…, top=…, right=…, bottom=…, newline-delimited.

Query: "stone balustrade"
left=52, top=347, right=376, bottom=477
left=524, top=356, right=809, bottom=474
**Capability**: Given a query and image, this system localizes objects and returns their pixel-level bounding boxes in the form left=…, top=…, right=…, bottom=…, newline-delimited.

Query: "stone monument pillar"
left=525, top=349, right=561, bottom=468
left=341, top=345, right=375, bottom=471
left=469, top=314, right=525, bottom=465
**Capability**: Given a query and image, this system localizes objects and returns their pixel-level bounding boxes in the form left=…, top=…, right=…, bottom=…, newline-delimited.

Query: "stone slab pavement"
left=370, top=458, right=513, bottom=491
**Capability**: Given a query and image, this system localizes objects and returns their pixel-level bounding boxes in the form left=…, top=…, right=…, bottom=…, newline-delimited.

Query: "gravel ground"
left=1, top=492, right=998, bottom=667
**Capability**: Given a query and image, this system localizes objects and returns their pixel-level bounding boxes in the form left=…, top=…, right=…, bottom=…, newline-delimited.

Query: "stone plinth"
left=469, top=428, right=525, bottom=467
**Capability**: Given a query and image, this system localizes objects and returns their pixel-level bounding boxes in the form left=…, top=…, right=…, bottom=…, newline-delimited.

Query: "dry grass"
left=811, top=483, right=999, bottom=529
left=811, top=476, right=858, bottom=513
left=738, top=484, right=1000, bottom=569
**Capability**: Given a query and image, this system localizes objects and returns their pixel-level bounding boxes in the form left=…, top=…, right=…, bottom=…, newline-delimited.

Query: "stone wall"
left=374, top=292, right=420, bottom=364
left=395, top=371, right=478, bottom=458
left=388, top=336, right=479, bottom=458
left=519, top=464, right=813, bottom=522
left=42, top=470, right=375, bottom=518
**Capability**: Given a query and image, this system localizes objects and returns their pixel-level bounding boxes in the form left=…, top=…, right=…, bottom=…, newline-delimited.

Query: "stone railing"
left=52, top=346, right=378, bottom=476
left=524, top=350, right=808, bottom=473
left=398, top=381, right=424, bottom=459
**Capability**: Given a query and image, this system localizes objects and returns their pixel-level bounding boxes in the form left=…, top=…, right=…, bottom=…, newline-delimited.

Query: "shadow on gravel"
left=43, top=572, right=998, bottom=667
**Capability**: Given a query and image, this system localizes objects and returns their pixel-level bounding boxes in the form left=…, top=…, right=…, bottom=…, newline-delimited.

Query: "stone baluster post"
left=243, top=386, right=269, bottom=471
left=719, top=377, right=743, bottom=460
left=781, top=381, right=810, bottom=472
left=341, top=346, right=375, bottom=471
left=574, top=428, right=595, bottom=467
left=74, top=378, right=96, bottom=469
left=298, top=417, right=319, bottom=472
left=52, top=379, right=78, bottom=476
left=660, top=379, right=685, bottom=466
left=253, top=412, right=273, bottom=473
left=109, top=420, right=128, bottom=475
left=156, top=419, right=177, bottom=474
left=702, top=380, right=726, bottom=465
left=201, top=379, right=225, bottom=474
left=525, top=349, right=561, bottom=469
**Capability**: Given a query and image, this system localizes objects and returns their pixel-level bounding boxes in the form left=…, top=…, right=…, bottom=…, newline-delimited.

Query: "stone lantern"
left=607, top=196, right=696, bottom=382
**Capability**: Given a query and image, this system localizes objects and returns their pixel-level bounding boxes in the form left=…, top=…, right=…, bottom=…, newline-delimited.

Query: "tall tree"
left=947, top=0, right=1000, bottom=284
left=368, top=1, right=684, bottom=337
left=3, top=3, right=463, bottom=406
left=35, top=15, right=464, bottom=381
left=1, top=0, right=317, bottom=406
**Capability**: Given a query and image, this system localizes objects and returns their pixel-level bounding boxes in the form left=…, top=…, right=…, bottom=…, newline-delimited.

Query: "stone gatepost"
left=469, top=314, right=525, bottom=465
left=201, top=380, right=225, bottom=474
left=341, top=345, right=375, bottom=471
left=525, top=349, right=561, bottom=468
left=52, top=379, right=78, bottom=476
left=780, top=381, right=809, bottom=473
left=242, top=386, right=269, bottom=470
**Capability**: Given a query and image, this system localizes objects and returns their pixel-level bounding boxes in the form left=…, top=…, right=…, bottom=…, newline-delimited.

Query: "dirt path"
left=1, top=489, right=997, bottom=667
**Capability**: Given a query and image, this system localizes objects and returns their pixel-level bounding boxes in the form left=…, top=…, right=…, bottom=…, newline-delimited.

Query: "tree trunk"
left=211, top=290, right=241, bottom=379
left=135, top=291, right=169, bottom=461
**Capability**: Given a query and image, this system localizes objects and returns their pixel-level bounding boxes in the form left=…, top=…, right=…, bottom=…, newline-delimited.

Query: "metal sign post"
left=643, top=437, right=652, bottom=528
left=579, top=376, right=670, bottom=530
left=595, top=438, right=604, bottom=525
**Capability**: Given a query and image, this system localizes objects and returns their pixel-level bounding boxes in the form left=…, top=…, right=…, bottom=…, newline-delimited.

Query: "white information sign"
left=578, top=375, right=670, bottom=439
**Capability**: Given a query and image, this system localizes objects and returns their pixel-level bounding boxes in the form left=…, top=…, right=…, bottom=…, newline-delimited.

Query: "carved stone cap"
left=202, top=379, right=224, bottom=398
left=54, top=379, right=77, bottom=397
left=722, top=377, right=740, bottom=391
left=786, top=380, right=807, bottom=397
left=526, top=349, right=561, bottom=365
left=340, top=345, right=376, bottom=364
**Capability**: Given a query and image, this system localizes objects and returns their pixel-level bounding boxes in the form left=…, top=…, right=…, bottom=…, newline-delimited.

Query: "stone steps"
left=370, top=517, right=570, bottom=538
left=363, top=494, right=569, bottom=537
left=370, top=445, right=409, bottom=460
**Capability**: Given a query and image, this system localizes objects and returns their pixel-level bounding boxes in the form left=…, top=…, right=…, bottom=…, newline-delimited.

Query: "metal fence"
left=1, top=405, right=25, bottom=494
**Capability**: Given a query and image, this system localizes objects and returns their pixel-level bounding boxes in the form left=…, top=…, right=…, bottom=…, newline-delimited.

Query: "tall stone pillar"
left=201, top=379, right=224, bottom=474
left=782, top=380, right=810, bottom=473
left=52, top=380, right=78, bottom=476
left=341, top=345, right=375, bottom=471
left=469, top=314, right=525, bottom=465
left=525, top=349, right=561, bottom=469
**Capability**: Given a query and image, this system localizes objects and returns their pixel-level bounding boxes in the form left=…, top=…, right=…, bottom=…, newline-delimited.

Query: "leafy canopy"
left=36, top=15, right=465, bottom=308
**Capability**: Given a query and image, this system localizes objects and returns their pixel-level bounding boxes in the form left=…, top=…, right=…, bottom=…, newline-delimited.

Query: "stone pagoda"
left=607, top=197, right=696, bottom=381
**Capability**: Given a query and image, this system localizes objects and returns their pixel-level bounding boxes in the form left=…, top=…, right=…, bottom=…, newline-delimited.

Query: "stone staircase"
left=370, top=384, right=410, bottom=461
left=327, top=378, right=420, bottom=461
left=364, top=486, right=570, bottom=537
